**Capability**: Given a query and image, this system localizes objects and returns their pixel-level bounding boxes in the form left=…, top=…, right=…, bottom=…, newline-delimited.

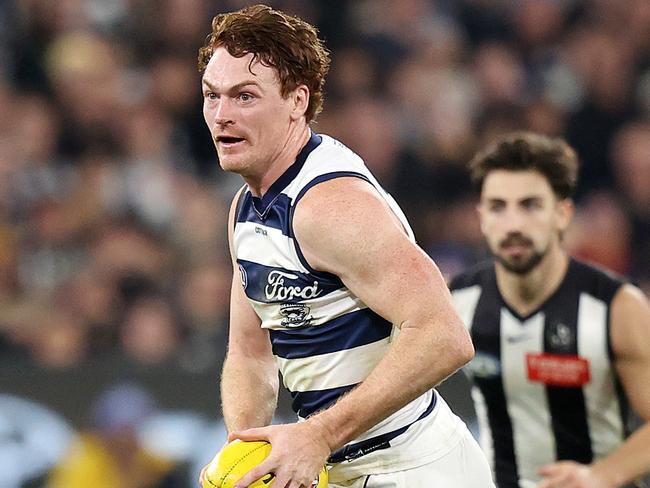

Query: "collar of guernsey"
left=327, top=392, right=437, bottom=463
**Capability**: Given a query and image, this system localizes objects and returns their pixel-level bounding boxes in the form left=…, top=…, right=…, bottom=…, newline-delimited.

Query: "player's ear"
left=290, top=85, right=309, bottom=121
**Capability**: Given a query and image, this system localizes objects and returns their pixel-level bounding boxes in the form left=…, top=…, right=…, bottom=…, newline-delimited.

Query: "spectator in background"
left=48, top=382, right=182, bottom=488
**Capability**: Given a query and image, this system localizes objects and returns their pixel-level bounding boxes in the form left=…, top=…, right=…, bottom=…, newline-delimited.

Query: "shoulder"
left=449, top=260, right=494, bottom=292
left=293, top=176, right=391, bottom=240
left=566, top=258, right=626, bottom=303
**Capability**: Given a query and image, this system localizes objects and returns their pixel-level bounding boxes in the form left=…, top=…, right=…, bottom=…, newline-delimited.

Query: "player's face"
left=478, top=169, right=573, bottom=275
left=201, top=47, right=296, bottom=176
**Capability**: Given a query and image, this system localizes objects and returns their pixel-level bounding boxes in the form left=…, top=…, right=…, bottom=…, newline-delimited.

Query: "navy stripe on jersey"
left=329, top=391, right=438, bottom=463
left=237, top=192, right=292, bottom=234
left=252, top=133, right=322, bottom=215
left=238, top=259, right=343, bottom=303
left=469, top=270, right=519, bottom=487
left=290, top=384, right=356, bottom=418
left=543, top=264, right=592, bottom=463
left=270, top=308, right=392, bottom=359
left=289, top=171, right=372, bottom=282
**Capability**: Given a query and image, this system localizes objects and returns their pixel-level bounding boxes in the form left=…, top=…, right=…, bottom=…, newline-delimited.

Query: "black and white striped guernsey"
left=450, top=259, right=629, bottom=488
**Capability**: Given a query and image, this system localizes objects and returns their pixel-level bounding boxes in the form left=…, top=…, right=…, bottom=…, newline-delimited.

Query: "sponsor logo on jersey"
left=265, top=270, right=322, bottom=301
left=526, top=352, right=591, bottom=387
left=280, top=303, right=313, bottom=328
left=505, top=332, right=534, bottom=344
left=549, top=322, right=574, bottom=351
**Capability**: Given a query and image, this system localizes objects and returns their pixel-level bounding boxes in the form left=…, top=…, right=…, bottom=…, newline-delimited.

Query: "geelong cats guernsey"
left=450, top=259, right=630, bottom=488
left=233, top=133, right=464, bottom=482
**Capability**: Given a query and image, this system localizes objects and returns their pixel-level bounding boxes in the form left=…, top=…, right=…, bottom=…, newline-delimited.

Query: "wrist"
left=306, top=414, right=339, bottom=453
left=590, top=460, right=624, bottom=488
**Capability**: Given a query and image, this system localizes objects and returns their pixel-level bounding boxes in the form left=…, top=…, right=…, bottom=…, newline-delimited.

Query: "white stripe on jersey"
left=277, top=337, right=391, bottom=392
left=577, top=293, right=624, bottom=459
left=234, top=222, right=309, bottom=273
left=500, top=309, right=555, bottom=483
left=471, top=386, right=495, bottom=472
left=451, top=285, right=481, bottom=331
left=247, top=290, right=367, bottom=329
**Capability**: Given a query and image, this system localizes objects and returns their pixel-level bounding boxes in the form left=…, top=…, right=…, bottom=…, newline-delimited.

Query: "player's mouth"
left=500, top=235, right=534, bottom=256
left=501, top=244, right=530, bottom=257
left=216, top=135, right=246, bottom=148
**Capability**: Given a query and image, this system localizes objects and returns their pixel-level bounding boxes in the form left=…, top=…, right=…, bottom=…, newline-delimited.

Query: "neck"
left=246, top=123, right=311, bottom=197
left=495, top=246, right=569, bottom=316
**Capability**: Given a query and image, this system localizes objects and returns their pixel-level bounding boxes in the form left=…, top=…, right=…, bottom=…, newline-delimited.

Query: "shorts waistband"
left=328, top=391, right=437, bottom=464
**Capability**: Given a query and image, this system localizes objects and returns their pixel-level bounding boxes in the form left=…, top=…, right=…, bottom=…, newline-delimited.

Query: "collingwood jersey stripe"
left=542, top=279, right=591, bottom=463
left=450, top=259, right=626, bottom=488
left=270, top=308, right=392, bottom=359
left=471, top=280, right=519, bottom=486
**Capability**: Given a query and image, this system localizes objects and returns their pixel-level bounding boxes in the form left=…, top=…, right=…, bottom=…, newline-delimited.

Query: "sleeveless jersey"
left=450, top=259, right=629, bottom=488
left=233, top=133, right=464, bottom=482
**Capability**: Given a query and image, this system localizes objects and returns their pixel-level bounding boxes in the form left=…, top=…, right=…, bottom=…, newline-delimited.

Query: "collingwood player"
left=450, top=132, right=650, bottom=488
left=197, top=5, right=493, bottom=488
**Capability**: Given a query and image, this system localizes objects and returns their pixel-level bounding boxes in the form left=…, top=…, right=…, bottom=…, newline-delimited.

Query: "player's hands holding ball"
left=231, top=420, right=330, bottom=488
left=200, top=420, right=330, bottom=488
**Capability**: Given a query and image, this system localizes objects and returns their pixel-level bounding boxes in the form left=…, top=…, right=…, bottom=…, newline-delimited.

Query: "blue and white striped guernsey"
left=233, top=132, right=465, bottom=482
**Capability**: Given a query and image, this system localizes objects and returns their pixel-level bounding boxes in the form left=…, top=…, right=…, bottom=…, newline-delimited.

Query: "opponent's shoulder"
left=567, top=257, right=626, bottom=302
left=448, top=260, right=494, bottom=292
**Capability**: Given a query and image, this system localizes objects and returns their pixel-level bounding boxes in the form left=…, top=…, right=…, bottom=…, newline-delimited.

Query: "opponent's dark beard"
left=496, top=249, right=545, bottom=275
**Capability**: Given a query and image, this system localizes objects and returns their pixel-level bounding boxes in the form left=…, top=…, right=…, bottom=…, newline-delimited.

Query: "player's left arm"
left=231, top=177, right=474, bottom=488
left=538, top=284, right=650, bottom=488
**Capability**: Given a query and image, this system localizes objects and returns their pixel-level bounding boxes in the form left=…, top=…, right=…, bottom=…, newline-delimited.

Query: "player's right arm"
left=221, top=189, right=279, bottom=434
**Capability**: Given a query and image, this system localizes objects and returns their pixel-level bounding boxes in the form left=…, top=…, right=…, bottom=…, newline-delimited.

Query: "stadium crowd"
left=0, top=0, right=648, bottom=384
left=1, top=0, right=650, bottom=486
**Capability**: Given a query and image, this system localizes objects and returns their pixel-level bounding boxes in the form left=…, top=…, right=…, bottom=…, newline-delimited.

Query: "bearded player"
left=450, top=132, right=650, bottom=488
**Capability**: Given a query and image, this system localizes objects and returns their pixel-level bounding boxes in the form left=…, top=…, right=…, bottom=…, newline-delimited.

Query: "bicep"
left=227, top=269, right=272, bottom=358
left=293, top=178, right=456, bottom=328
left=611, top=284, right=650, bottom=420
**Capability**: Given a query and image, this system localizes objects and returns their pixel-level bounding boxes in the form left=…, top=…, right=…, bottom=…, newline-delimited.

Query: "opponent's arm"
left=538, top=284, right=650, bottom=488
left=233, top=177, right=474, bottom=488
left=221, top=190, right=279, bottom=434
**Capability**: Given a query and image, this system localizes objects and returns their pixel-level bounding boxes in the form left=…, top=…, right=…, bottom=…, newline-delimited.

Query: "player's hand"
left=229, top=421, right=330, bottom=488
left=537, top=461, right=617, bottom=488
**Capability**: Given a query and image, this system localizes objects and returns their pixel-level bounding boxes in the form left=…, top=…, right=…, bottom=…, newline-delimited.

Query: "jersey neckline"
left=250, top=132, right=323, bottom=218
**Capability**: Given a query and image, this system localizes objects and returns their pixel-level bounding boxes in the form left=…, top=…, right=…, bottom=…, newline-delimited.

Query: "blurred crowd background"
left=0, top=0, right=649, bottom=486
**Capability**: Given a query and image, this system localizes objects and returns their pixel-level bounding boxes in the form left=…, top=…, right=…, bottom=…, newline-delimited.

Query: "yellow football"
left=203, top=439, right=328, bottom=488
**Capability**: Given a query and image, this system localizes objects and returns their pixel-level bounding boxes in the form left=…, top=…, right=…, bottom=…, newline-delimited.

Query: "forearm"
left=221, top=352, right=279, bottom=433
left=591, top=422, right=650, bottom=487
left=308, top=318, right=472, bottom=450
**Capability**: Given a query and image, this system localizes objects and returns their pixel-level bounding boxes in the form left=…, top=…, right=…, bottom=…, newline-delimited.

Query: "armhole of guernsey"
left=288, top=171, right=372, bottom=282
left=233, top=184, right=249, bottom=232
